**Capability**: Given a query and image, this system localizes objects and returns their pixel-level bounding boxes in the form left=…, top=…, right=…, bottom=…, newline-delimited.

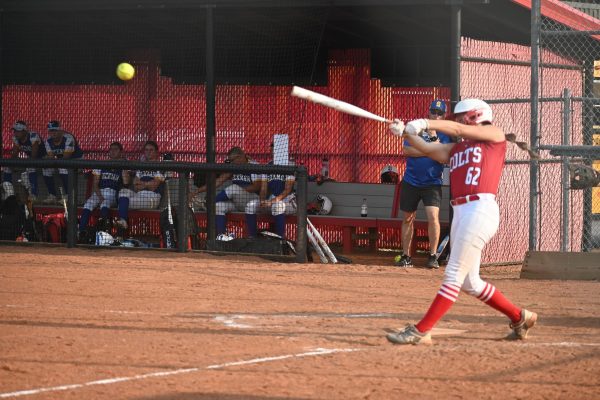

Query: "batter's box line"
left=0, top=347, right=363, bottom=399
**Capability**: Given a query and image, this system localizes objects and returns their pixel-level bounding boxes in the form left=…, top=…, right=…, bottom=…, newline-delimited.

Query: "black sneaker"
left=426, top=254, right=439, bottom=269
left=394, top=255, right=413, bottom=268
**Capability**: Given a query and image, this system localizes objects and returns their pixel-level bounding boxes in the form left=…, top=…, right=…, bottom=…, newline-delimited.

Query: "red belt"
left=450, top=194, right=480, bottom=206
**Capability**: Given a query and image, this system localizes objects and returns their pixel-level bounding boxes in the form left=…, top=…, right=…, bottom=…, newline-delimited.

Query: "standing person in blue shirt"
left=42, top=120, right=84, bottom=203
left=395, top=100, right=451, bottom=269
left=78, top=142, right=126, bottom=241
left=2, top=120, right=46, bottom=201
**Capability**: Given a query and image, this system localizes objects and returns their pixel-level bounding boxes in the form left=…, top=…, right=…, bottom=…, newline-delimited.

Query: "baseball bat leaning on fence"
left=307, top=218, right=337, bottom=263
left=58, top=186, right=68, bottom=222
left=162, top=180, right=177, bottom=249
left=435, top=234, right=450, bottom=261
left=291, top=86, right=391, bottom=124
left=307, top=226, right=328, bottom=264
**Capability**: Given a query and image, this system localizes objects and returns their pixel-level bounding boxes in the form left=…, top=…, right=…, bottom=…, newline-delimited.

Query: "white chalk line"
left=212, top=313, right=395, bottom=329
left=0, top=347, right=361, bottom=398
left=2, top=304, right=166, bottom=316
left=519, top=342, right=600, bottom=347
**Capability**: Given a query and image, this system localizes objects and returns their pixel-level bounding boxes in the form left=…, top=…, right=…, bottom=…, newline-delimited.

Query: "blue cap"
left=429, top=100, right=447, bottom=113
left=47, top=120, right=61, bottom=131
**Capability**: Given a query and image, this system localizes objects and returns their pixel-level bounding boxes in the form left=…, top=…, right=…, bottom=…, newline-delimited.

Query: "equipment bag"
left=208, top=236, right=289, bottom=256
left=42, top=213, right=66, bottom=243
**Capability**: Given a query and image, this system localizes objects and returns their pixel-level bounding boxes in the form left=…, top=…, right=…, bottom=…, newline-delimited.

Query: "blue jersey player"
left=79, top=142, right=126, bottom=237
left=115, top=141, right=165, bottom=231
left=245, top=158, right=296, bottom=239
left=42, top=120, right=84, bottom=203
left=3, top=121, right=46, bottom=200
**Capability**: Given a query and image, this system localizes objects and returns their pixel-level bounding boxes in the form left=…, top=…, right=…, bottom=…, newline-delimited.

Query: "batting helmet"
left=316, top=194, right=332, bottom=215
left=454, top=98, right=493, bottom=125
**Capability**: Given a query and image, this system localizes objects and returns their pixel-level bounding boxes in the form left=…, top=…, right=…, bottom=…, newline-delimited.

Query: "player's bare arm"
left=10, top=144, right=21, bottom=158
left=30, top=141, right=40, bottom=159
left=245, top=180, right=262, bottom=194
left=402, top=145, right=426, bottom=158
left=93, top=174, right=104, bottom=201
left=428, top=120, right=505, bottom=142
left=195, top=172, right=232, bottom=194
left=259, top=179, right=268, bottom=203
left=144, top=177, right=163, bottom=192
left=403, top=134, right=454, bottom=164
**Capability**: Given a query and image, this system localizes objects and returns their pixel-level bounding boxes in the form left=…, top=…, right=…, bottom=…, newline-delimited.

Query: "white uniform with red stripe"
left=439, top=139, right=506, bottom=302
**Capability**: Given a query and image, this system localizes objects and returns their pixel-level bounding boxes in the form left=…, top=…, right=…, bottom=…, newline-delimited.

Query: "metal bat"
left=164, top=180, right=176, bottom=248
left=307, top=218, right=337, bottom=264
left=291, top=86, right=391, bottom=123
left=307, top=227, right=328, bottom=264
left=435, top=234, right=450, bottom=261
left=58, top=186, right=68, bottom=222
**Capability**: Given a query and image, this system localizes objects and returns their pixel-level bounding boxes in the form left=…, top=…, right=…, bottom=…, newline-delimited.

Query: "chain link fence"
left=538, top=8, right=600, bottom=251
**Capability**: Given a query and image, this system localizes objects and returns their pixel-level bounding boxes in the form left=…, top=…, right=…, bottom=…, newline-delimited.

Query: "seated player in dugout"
left=245, top=142, right=297, bottom=239
left=42, top=120, right=84, bottom=203
left=2, top=120, right=47, bottom=202
left=115, top=140, right=165, bottom=231
left=190, top=146, right=263, bottom=239
left=78, top=142, right=127, bottom=241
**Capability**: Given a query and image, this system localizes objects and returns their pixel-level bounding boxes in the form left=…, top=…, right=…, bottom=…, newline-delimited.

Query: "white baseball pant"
left=245, top=193, right=297, bottom=216
left=216, top=184, right=259, bottom=215
left=118, top=188, right=161, bottom=209
left=83, top=188, right=118, bottom=211
left=442, top=195, right=500, bottom=298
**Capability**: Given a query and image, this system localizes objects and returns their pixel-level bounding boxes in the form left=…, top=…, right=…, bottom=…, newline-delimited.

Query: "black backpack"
left=0, top=195, right=28, bottom=241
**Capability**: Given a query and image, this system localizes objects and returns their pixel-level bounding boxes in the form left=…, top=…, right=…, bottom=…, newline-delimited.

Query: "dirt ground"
left=0, top=245, right=599, bottom=400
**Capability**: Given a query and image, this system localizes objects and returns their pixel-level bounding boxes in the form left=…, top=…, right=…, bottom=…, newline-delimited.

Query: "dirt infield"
left=1, top=245, right=599, bottom=399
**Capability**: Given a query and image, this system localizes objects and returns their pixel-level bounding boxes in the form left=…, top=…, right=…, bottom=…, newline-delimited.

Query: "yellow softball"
left=116, top=63, right=135, bottom=81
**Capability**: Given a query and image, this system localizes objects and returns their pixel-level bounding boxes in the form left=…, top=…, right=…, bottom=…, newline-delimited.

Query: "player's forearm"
left=403, top=146, right=425, bottom=157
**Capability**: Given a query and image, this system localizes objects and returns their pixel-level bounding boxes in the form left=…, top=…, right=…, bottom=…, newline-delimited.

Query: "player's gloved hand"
left=405, top=119, right=429, bottom=136
left=389, top=119, right=405, bottom=136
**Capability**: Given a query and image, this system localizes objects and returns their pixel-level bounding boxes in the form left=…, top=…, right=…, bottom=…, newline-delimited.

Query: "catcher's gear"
left=569, top=164, right=600, bottom=190
left=454, top=98, right=493, bottom=125
left=404, top=119, right=428, bottom=136
left=389, top=119, right=405, bottom=136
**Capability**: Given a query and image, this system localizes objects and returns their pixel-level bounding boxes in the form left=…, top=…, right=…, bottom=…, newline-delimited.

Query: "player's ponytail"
left=505, top=133, right=540, bottom=159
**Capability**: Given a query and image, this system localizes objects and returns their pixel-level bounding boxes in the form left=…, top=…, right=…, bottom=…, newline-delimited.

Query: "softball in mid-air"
left=116, top=62, right=135, bottom=81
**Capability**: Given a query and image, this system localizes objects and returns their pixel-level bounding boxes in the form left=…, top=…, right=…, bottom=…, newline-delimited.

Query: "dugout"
left=1, top=0, right=598, bottom=262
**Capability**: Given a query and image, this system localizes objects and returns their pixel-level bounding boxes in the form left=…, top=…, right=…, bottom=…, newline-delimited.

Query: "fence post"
left=295, top=167, right=308, bottom=263
left=177, top=172, right=188, bottom=253
left=561, top=89, right=571, bottom=252
left=529, top=0, right=541, bottom=252
left=66, top=167, right=78, bottom=248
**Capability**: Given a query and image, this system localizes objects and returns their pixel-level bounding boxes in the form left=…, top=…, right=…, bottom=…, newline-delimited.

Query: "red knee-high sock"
left=477, top=283, right=521, bottom=323
left=415, top=283, right=460, bottom=333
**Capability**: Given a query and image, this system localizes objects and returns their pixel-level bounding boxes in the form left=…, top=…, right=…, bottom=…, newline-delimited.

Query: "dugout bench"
left=33, top=179, right=450, bottom=254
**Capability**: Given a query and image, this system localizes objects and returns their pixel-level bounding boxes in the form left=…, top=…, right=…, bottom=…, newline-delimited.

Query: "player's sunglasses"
left=429, top=109, right=445, bottom=116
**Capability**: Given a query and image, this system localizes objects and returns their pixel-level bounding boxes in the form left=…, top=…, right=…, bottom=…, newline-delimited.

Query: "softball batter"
left=386, top=98, right=537, bottom=345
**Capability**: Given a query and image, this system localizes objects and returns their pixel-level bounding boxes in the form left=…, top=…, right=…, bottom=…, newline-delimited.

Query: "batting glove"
left=405, top=119, right=429, bottom=136
left=389, top=119, right=405, bottom=136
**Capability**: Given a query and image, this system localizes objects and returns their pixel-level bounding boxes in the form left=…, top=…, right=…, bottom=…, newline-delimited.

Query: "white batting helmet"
left=316, top=194, right=332, bottom=215
left=454, top=98, right=493, bottom=125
